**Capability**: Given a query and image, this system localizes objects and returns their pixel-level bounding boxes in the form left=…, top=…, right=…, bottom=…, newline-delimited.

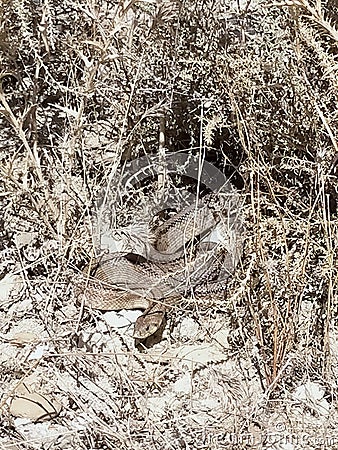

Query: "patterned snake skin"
left=77, top=194, right=243, bottom=340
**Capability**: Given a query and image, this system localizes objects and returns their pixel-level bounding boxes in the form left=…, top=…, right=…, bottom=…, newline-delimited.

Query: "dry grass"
left=0, top=0, right=337, bottom=448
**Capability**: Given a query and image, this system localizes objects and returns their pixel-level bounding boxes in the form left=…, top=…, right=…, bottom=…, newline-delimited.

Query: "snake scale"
left=77, top=193, right=242, bottom=340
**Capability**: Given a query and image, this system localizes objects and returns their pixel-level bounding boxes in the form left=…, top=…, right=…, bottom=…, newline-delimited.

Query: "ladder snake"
left=77, top=193, right=243, bottom=340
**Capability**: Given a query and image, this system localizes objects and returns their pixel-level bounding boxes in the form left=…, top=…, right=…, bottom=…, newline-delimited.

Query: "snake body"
left=77, top=193, right=242, bottom=340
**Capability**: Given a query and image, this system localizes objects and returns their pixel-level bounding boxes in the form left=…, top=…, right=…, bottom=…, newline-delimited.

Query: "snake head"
left=133, top=309, right=166, bottom=340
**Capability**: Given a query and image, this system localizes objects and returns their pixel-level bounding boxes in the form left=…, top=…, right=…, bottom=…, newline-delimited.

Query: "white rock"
left=102, top=310, right=142, bottom=328
left=27, top=344, right=50, bottom=361
left=173, top=372, right=192, bottom=394
left=0, top=274, right=23, bottom=305
left=293, top=381, right=330, bottom=417
left=178, top=317, right=199, bottom=339
left=294, top=381, right=324, bottom=401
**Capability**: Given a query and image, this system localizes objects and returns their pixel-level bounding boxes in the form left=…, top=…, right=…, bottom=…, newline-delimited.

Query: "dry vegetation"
left=0, top=0, right=338, bottom=448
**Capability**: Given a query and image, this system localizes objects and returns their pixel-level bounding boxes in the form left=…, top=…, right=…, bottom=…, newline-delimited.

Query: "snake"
left=77, top=193, right=242, bottom=340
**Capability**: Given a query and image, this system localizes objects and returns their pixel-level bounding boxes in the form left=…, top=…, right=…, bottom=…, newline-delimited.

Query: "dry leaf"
left=9, top=332, right=39, bottom=346
left=9, top=392, right=61, bottom=421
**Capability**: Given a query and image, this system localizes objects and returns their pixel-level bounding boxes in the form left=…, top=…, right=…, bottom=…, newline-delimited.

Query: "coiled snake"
left=77, top=193, right=243, bottom=340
